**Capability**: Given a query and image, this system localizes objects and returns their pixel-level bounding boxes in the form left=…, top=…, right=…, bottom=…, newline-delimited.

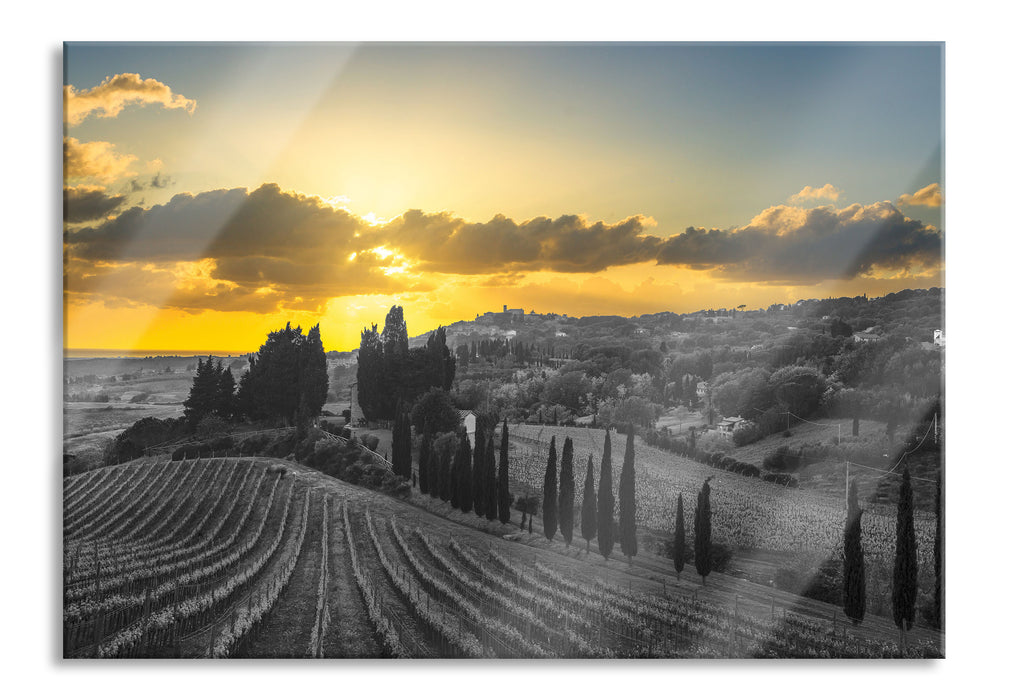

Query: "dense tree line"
left=357, top=306, right=456, bottom=421
left=183, top=323, right=328, bottom=429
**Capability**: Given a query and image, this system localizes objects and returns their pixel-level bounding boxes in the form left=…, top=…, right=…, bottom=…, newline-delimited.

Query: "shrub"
left=732, top=421, right=762, bottom=446
left=764, top=445, right=798, bottom=472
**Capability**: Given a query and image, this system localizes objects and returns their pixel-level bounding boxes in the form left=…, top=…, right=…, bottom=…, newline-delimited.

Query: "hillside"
left=63, top=455, right=942, bottom=658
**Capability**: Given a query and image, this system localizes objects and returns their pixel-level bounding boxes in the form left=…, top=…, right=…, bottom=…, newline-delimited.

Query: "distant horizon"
left=63, top=284, right=944, bottom=357
left=64, top=348, right=251, bottom=359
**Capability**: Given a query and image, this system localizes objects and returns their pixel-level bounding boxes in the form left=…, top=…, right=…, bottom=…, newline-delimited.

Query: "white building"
left=934, top=329, right=945, bottom=346
left=717, top=416, right=745, bottom=436
left=460, top=410, right=477, bottom=440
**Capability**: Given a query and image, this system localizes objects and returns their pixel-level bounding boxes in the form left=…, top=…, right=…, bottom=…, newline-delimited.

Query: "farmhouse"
left=853, top=331, right=882, bottom=343
left=717, top=416, right=745, bottom=436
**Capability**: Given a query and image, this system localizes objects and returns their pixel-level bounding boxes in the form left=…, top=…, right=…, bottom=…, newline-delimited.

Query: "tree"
left=472, top=421, right=486, bottom=517
left=694, top=477, right=712, bottom=584
left=183, top=357, right=220, bottom=427
left=935, top=469, right=942, bottom=630
left=672, top=493, right=685, bottom=580
left=381, top=304, right=409, bottom=356
left=843, top=479, right=866, bottom=625
left=410, top=387, right=460, bottom=435
left=485, top=429, right=498, bottom=522
left=438, top=439, right=453, bottom=502
left=418, top=431, right=432, bottom=495
left=619, top=425, right=638, bottom=563
left=542, top=436, right=558, bottom=541
left=239, top=323, right=327, bottom=426
left=892, top=468, right=918, bottom=653
left=559, top=437, right=575, bottom=546
left=597, top=430, right=615, bottom=560
left=580, top=455, right=597, bottom=554
left=298, top=324, right=329, bottom=423
left=392, top=402, right=412, bottom=482
left=498, top=420, right=511, bottom=524
left=356, top=324, right=383, bottom=422
left=215, top=363, right=238, bottom=420
left=454, top=435, right=473, bottom=513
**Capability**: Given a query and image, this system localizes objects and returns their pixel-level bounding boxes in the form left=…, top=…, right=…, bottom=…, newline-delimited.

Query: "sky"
left=63, top=42, right=944, bottom=352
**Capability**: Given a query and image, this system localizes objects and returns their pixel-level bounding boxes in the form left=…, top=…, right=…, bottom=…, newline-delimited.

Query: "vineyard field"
left=63, top=455, right=942, bottom=658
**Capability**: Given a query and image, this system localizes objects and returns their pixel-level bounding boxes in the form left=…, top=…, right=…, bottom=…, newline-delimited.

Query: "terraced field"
left=63, top=456, right=942, bottom=658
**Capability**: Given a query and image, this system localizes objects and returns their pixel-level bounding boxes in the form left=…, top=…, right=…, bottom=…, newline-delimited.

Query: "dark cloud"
left=655, top=203, right=942, bottom=283
left=68, top=183, right=360, bottom=263
left=378, top=210, right=662, bottom=274
left=64, top=184, right=430, bottom=314
left=63, top=185, right=126, bottom=223
left=129, top=173, right=176, bottom=192
left=64, top=182, right=945, bottom=316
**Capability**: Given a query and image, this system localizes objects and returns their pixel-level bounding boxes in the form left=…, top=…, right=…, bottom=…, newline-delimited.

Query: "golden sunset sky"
left=63, top=42, right=943, bottom=352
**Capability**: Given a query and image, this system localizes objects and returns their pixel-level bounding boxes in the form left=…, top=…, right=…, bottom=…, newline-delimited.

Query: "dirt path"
left=322, top=498, right=384, bottom=658
left=240, top=489, right=324, bottom=658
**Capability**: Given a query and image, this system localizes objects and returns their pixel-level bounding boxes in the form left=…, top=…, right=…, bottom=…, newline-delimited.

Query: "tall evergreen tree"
left=597, top=430, right=615, bottom=560
left=892, top=468, right=918, bottom=652
left=672, top=493, right=685, bottom=580
left=392, top=403, right=412, bottom=481
left=356, top=324, right=383, bottom=422
left=418, top=432, right=432, bottom=495
left=299, top=324, right=329, bottom=422
left=694, top=477, right=712, bottom=584
left=216, top=364, right=238, bottom=420
left=498, top=420, right=511, bottom=524
left=542, top=436, right=558, bottom=541
left=455, top=435, right=473, bottom=513
left=381, top=305, right=409, bottom=356
left=843, top=479, right=866, bottom=625
left=559, top=437, right=575, bottom=546
left=619, top=426, right=638, bottom=563
left=485, top=429, right=498, bottom=522
left=580, top=455, right=597, bottom=554
left=183, top=357, right=219, bottom=426
left=439, top=442, right=452, bottom=502
left=472, top=421, right=486, bottom=517
left=934, top=469, right=942, bottom=630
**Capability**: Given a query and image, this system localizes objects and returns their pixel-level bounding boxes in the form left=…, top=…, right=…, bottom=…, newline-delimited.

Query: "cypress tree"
left=619, top=426, right=638, bottom=563
left=450, top=440, right=461, bottom=509
left=935, top=470, right=942, bottom=630
left=392, top=403, right=412, bottom=481
left=892, top=468, right=918, bottom=652
left=559, top=437, right=575, bottom=546
left=498, top=420, right=511, bottom=524
left=472, top=421, right=486, bottom=517
left=485, top=429, right=497, bottom=522
left=439, top=443, right=452, bottom=502
left=418, top=432, right=432, bottom=495
left=672, top=493, right=685, bottom=580
left=694, top=477, right=712, bottom=584
left=597, top=430, right=615, bottom=560
left=542, top=436, right=558, bottom=541
left=456, top=435, right=473, bottom=513
left=843, top=479, right=866, bottom=625
left=580, top=455, right=597, bottom=554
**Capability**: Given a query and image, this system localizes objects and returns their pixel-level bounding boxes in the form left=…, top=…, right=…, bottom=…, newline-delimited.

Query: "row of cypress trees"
left=416, top=419, right=512, bottom=526
left=542, top=427, right=640, bottom=564
left=666, top=479, right=713, bottom=584
left=842, top=466, right=943, bottom=652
